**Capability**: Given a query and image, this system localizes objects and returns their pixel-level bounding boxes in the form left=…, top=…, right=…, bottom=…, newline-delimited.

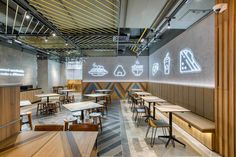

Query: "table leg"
left=95, top=97, right=98, bottom=103
left=158, top=112, right=186, bottom=147
left=81, top=110, right=84, bottom=121
left=153, top=102, right=156, bottom=120
left=47, top=97, right=49, bottom=103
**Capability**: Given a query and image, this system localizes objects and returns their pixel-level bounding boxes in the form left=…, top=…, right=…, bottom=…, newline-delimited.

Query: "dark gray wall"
left=149, top=14, right=214, bottom=87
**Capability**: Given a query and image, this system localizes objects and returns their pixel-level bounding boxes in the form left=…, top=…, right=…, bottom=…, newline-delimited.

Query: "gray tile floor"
left=21, top=95, right=220, bottom=157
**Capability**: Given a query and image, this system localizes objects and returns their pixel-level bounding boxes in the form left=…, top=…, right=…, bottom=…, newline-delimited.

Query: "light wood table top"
left=134, top=92, right=151, bottom=96
left=95, top=89, right=112, bottom=92
left=59, top=89, right=76, bottom=92
left=84, top=93, right=108, bottom=97
left=63, top=101, right=103, bottom=112
left=0, top=131, right=98, bottom=157
left=35, top=93, right=60, bottom=98
left=130, top=89, right=142, bottom=92
left=155, top=102, right=190, bottom=112
left=141, top=96, right=166, bottom=103
left=20, top=100, right=32, bottom=107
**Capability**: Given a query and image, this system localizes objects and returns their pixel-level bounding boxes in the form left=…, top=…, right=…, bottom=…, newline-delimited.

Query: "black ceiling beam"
left=12, top=0, right=82, bottom=55
left=2, top=33, right=51, bottom=37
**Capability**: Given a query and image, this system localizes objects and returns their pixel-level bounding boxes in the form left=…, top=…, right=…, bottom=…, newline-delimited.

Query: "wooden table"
left=0, top=131, right=98, bottom=157
left=20, top=100, right=32, bottom=107
left=35, top=93, right=60, bottom=102
left=84, top=93, right=108, bottom=103
left=130, top=89, right=142, bottom=92
left=134, top=92, right=151, bottom=96
left=59, top=89, right=76, bottom=97
left=141, top=96, right=166, bottom=119
left=63, top=101, right=103, bottom=120
left=95, top=89, right=112, bottom=94
left=155, top=102, right=190, bottom=147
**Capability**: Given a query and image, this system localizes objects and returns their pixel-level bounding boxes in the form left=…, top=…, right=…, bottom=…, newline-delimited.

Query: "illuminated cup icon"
left=152, top=63, right=159, bottom=76
left=164, top=53, right=170, bottom=75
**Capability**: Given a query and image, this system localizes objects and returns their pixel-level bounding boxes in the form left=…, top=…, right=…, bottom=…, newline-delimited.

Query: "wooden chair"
left=145, top=118, right=169, bottom=147
left=69, top=124, right=99, bottom=131
left=34, top=124, right=64, bottom=131
left=68, top=95, right=75, bottom=103
left=59, top=95, right=66, bottom=104
left=20, top=112, right=33, bottom=130
left=47, top=102, right=57, bottom=114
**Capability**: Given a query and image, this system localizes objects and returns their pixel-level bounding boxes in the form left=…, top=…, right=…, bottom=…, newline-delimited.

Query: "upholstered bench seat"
left=173, top=112, right=215, bottom=133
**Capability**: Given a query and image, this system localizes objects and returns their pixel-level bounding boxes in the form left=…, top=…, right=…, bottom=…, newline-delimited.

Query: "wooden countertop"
left=0, top=131, right=98, bottom=157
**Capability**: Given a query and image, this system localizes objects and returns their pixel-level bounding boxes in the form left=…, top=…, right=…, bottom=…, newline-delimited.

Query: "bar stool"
left=89, top=112, right=103, bottom=133
left=20, top=112, right=33, bottom=130
left=72, top=111, right=82, bottom=123
left=64, top=117, right=77, bottom=131
left=36, top=102, right=47, bottom=115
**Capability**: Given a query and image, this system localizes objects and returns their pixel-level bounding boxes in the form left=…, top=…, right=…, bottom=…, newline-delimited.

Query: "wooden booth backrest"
left=148, top=82, right=214, bottom=121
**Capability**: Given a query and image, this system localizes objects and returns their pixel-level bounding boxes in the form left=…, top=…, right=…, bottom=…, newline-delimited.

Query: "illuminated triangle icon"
left=114, top=65, right=126, bottom=77
left=180, top=48, right=201, bottom=73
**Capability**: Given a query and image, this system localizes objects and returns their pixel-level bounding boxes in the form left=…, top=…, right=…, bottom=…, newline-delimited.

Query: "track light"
left=26, top=14, right=30, bottom=19
left=167, top=20, right=171, bottom=29
left=52, top=33, right=56, bottom=37
left=140, top=38, right=145, bottom=43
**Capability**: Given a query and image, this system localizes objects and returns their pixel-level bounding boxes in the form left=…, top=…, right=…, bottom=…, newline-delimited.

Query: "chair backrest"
left=69, top=124, right=99, bottom=131
left=34, top=124, right=64, bottom=131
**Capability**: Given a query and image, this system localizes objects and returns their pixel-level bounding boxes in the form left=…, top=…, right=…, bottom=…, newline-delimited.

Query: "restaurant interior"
left=0, top=0, right=235, bottom=157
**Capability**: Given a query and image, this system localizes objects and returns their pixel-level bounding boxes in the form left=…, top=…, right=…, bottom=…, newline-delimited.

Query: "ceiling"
left=0, top=0, right=215, bottom=61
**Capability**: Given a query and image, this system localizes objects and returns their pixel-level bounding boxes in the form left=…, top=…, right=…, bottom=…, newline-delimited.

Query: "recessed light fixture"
left=45, top=37, right=48, bottom=42
left=52, top=33, right=56, bottom=37
left=26, top=14, right=30, bottom=19
left=140, top=38, right=145, bottom=43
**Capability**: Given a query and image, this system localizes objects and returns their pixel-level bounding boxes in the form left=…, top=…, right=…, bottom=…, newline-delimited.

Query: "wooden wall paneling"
left=188, top=87, right=196, bottom=112
left=195, top=88, right=204, bottom=117
left=204, top=88, right=214, bottom=121
left=0, top=85, right=20, bottom=142
left=183, top=86, right=189, bottom=109
left=215, top=0, right=236, bottom=156
left=178, top=85, right=184, bottom=105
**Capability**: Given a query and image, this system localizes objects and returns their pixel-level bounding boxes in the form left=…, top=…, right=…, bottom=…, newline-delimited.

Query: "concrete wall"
left=0, top=44, right=37, bottom=86
left=149, top=14, right=214, bottom=87
left=38, top=59, right=66, bottom=93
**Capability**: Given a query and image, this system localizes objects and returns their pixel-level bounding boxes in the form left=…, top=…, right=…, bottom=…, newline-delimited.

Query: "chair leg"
left=146, top=126, right=151, bottom=138
left=152, top=128, right=158, bottom=146
left=151, top=128, right=154, bottom=147
left=27, top=113, right=33, bottom=130
left=99, top=116, right=102, bottom=133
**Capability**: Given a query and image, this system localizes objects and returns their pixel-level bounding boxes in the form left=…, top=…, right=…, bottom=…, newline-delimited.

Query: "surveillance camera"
left=213, top=3, right=227, bottom=14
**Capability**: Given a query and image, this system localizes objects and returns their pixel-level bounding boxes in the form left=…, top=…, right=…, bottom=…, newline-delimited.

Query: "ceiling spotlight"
left=167, top=20, right=171, bottom=29
left=26, top=14, right=30, bottom=19
left=52, top=33, right=56, bottom=37
left=140, top=38, right=145, bottom=43
left=45, top=37, right=48, bottom=42
left=65, top=42, right=68, bottom=46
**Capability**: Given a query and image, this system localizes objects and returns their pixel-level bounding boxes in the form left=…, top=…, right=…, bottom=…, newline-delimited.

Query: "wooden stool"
left=89, top=112, right=102, bottom=133
left=47, top=102, right=57, bottom=114
left=72, top=111, right=82, bottom=123
left=64, top=117, right=77, bottom=131
left=20, top=112, right=33, bottom=130
left=36, top=102, right=47, bottom=115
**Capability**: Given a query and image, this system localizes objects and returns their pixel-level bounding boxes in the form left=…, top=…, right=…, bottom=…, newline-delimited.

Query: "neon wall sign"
left=163, top=53, right=170, bottom=75
left=180, top=48, right=201, bottom=73
left=88, top=63, right=108, bottom=77
left=131, top=60, right=143, bottom=76
left=0, top=68, right=24, bottom=76
left=152, top=63, right=159, bottom=76
left=114, top=65, right=126, bottom=77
